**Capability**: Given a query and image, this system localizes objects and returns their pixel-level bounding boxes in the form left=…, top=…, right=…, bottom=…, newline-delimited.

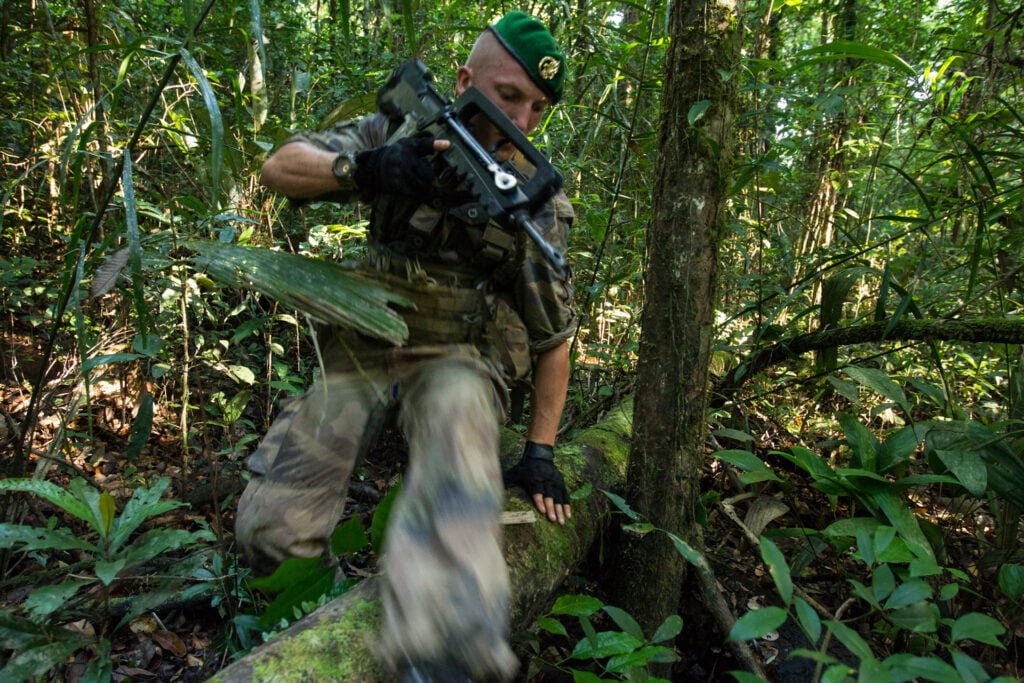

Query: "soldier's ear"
left=455, top=66, right=473, bottom=96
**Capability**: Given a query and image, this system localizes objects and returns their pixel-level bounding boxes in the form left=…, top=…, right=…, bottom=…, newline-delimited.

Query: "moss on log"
left=211, top=399, right=633, bottom=682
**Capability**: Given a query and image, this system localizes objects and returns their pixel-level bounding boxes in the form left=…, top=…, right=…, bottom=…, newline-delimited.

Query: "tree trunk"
left=210, top=401, right=634, bottom=683
left=612, top=0, right=742, bottom=637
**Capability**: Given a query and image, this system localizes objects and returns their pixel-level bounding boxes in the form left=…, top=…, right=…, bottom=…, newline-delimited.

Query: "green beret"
left=488, top=11, right=565, bottom=104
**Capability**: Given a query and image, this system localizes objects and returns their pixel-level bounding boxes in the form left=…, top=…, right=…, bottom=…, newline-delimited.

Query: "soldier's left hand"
left=503, top=441, right=572, bottom=525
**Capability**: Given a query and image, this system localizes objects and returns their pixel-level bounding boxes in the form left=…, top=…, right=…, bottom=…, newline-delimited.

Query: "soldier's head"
left=456, top=12, right=565, bottom=148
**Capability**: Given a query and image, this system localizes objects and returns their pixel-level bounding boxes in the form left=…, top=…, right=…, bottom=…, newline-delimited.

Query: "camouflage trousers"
left=235, top=338, right=518, bottom=680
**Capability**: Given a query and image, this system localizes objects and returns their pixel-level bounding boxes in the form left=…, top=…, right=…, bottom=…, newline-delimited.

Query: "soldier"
left=235, top=11, right=576, bottom=682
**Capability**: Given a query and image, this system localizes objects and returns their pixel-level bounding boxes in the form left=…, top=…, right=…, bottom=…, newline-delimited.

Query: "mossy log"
left=211, top=399, right=633, bottom=683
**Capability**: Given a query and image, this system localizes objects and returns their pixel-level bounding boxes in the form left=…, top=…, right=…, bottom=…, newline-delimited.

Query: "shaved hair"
left=465, top=29, right=507, bottom=71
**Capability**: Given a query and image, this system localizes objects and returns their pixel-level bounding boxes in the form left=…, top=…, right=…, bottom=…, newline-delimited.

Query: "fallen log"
left=211, top=399, right=633, bottom=682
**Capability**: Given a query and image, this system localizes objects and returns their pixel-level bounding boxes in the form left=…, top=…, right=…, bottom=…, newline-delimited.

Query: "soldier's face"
left=456, top=55, right=550, bottom=155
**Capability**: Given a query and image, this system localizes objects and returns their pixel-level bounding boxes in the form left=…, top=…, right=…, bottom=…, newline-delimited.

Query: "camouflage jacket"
left=284, top=112, right=576, bottom=359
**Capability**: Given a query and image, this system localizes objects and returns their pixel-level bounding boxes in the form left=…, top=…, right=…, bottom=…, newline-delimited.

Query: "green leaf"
left=727, top=607, right=787, bottom=642
left=0, top=524, right=97, bottom=553
left=80, top=639, right=112, bottom=683
left=824, top=620, right=875, bottom=662
left=24, top=579, right=93, bottom=620
left=551, top=594, right=604, bottom=617
left=119, top=528, right=213, bottom=570
left=537, top=616, right=568, bottom=637
left=651, top=614, right=683, bottom=644
left=951, top=649, right=991, bottom=683
left=950, top=612, right=1006, bottom=648
left=688, top=100, right=712, bottom=126
left=179, top=48, right=224, bottom=208
left=602, top=606, right=644, bottom=641
left=795, top=40, right=916, bottom=77
left=887, top=601, right=938, bottom=633
left=570, top=670, right=607, bottom=683
left=81, top=353, right=144, bottom=372
left=125, top=392, right=153, bottom=461
left=998, top=564, right=1024, bottom=601
left=884, top=654, right=960, bottom=683
left=871, top=490, right=934, bottom=561
left=188, top=241, right=411, bottom=345
left=715, top=450, right=780, bottom=480
left=371, top=482, right=400, bottom=555
left=109, top=478, right=181, bottom=553
left=0, top=637, right=92, bottom=681
left=728, top=673, right=770, bottom=683
left=664, top=531, right=711, bottom=571
left=837, top=412, right=879, bottom=472
left=884, top=578, right=932, bottom=609
left=778, top=446, right=835, bottom=480
left=606, top=646, right=679, bottom=672
left=95, top=558, right=127, bottom=586
left=934, top=450, right=987, bottom=497
left=789, top=648, right=837, bottom=665
left=331, top=516, right=369, bottom=556
left=823, top=517, right=882, bottom=539
left=871, top=564, right=895, bottom=602
left=760, top=537, right=793, bottom=606
left=793, top=597, right=821, bottom=645
left=0, top=479, right=93, bottom=526
left=256, top=559, right=335, bottom=626
left=570, top=630, right=643, bottom=659
left=843, top=367, right=911, bottom=417
left=99, top=492, right=116, bottom=537
left=600, top=489, right=640, bottom=521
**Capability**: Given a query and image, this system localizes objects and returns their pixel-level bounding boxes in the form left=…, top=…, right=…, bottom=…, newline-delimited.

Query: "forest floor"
left=2, top=329, right=1022, bottom=681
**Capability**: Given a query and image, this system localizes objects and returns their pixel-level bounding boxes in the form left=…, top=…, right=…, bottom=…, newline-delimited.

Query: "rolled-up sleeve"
left=515, top=190, right=577, bottom=355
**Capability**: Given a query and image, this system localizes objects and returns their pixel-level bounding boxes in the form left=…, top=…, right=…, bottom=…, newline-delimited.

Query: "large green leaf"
left=0, top=479, right=92, bottom=526
left=188, top=242, right=411, bottom=345
left=950, top=613, right=1006, bottom=648
left=570, top=630, right=643, bottom=659
left=727, top=607, right=787, bottom=642
left=0, top=524, right=97, bottom=553
left=794, top=40, right=916, bottom=77
left=760, top=537, right=793, bottom=606
left=551, top=594, right=605, bottom=617
left=109, top=477, right=182, bottom=553
left=934, top=450, right=987, bottom=497
left=24, top=579, right=93, bottom=620
left=178, top=48, right=224, bottom=208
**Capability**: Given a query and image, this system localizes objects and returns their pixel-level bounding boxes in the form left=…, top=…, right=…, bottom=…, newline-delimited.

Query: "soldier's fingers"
left=532, top=492, right=547, bottom=516
left=564, top=503, right=572, bottom=520
left=543, top=496, right=560, bottom=524
left=433, top=139, right=451, bottom=152
left=553, top=503, right=567, bottom=525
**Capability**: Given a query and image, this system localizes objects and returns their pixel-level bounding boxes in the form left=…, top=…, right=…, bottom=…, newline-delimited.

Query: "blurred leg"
left=380, top=356, right=516, bottom=680
left=236, top=369, right=389, bottom=575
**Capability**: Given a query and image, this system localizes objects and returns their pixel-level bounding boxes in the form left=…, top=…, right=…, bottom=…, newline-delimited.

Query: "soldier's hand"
left=502, top=441, right=572, bottom=525
left=354, top=135, right=449, bottom=201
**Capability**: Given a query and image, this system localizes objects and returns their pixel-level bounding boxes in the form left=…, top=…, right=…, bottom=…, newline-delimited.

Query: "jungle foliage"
left=1, top=0, right=1023, bottom=680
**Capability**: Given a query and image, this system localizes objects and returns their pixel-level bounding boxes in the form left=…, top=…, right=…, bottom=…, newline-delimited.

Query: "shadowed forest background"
left=1, top=0, right=1024, bottom=680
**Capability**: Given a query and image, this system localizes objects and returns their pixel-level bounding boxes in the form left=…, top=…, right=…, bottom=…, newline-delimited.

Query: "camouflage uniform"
left=236, top=112, right=575, bottom=679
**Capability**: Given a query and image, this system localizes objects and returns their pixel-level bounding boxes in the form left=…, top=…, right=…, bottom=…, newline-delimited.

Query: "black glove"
left=503, top=441, right=569, bottom=505
left=354, top=135, right=437, bottom=201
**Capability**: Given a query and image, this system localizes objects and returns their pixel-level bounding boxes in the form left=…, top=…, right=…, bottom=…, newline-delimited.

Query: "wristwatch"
left=331, top=151, right=357, bottom=187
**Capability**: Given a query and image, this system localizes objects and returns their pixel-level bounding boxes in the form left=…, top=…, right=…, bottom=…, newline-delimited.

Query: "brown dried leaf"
left=152, top=629, right=187, bottom=657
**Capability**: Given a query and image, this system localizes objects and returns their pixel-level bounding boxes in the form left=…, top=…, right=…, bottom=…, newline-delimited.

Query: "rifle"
left=376, top=59, right=568, bottom=275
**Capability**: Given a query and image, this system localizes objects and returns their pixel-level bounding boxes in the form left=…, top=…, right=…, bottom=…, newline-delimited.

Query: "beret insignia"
left=538, top=56, right=560, bottom=80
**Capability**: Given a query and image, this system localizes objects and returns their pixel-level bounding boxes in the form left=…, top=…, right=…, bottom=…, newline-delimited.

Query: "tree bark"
left=714, top=317, right=1024, bottom=401
left=210, top=401, right=634, bottom=683
left=613, top=0, right=742, bottom=638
